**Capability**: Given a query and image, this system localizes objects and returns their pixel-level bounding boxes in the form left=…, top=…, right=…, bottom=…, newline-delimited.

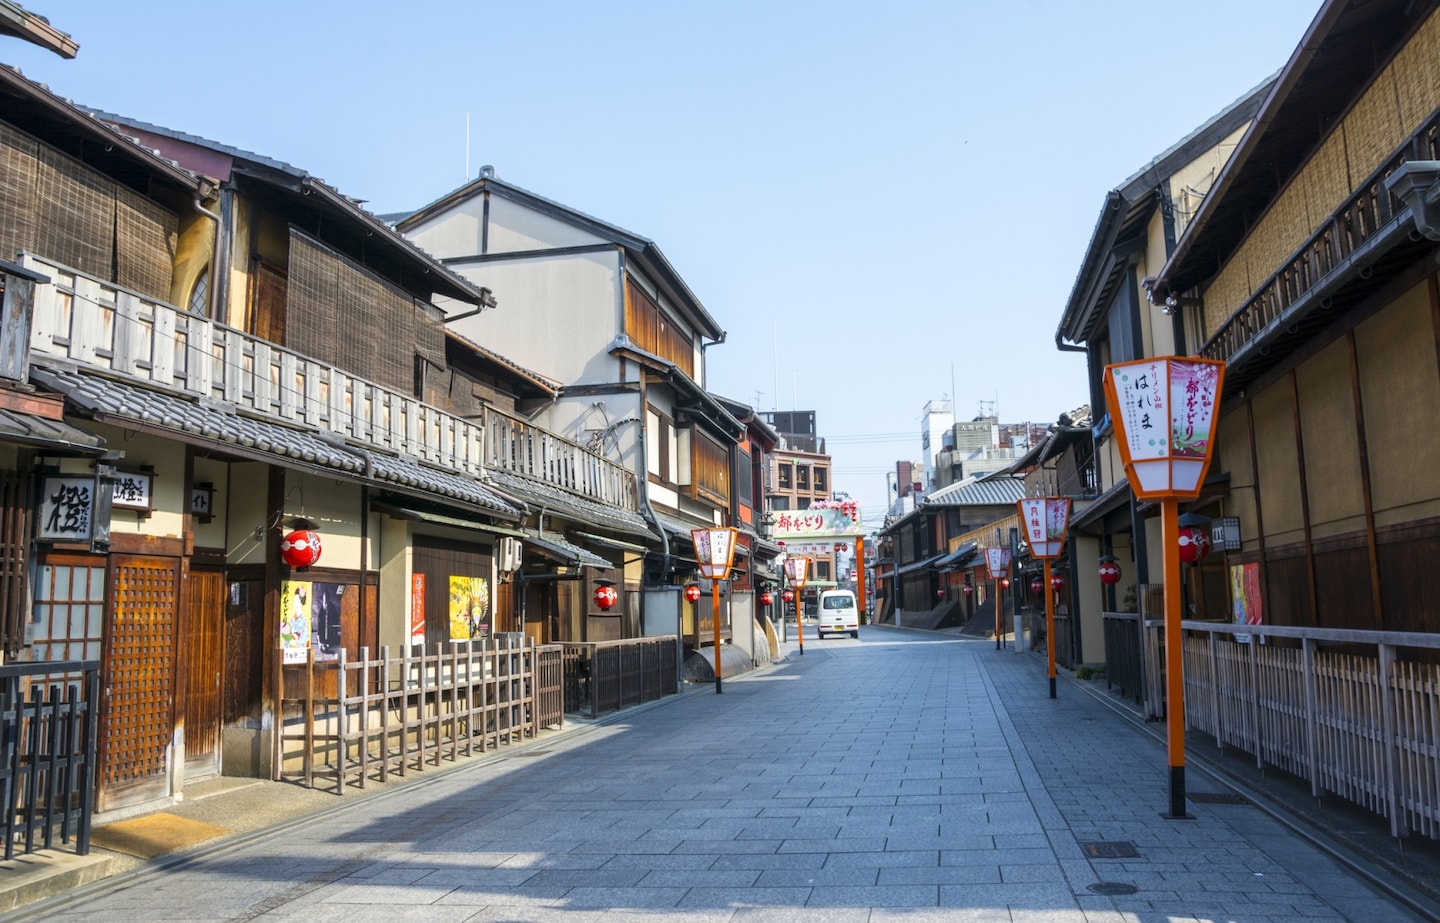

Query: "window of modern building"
left=796, top=465, right=810, bottom=490
left=777, top=464, right=792, bottom=489
left=814, top=467, right=828, bottom=493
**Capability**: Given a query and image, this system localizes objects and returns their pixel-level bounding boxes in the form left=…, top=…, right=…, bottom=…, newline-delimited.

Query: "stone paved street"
left=21, top=628, right=1435, bottom=922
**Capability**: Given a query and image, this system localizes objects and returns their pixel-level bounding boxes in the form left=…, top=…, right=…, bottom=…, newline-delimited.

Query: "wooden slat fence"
left=0, top=660, right=99, bottom=858
left=561, top=637, right=678, bottom=718
left=276, top=635, right=564, bottom=793
left=1148, top=620, right=1440, bottom=841
left=1101, top=612, right=1144, bottom=703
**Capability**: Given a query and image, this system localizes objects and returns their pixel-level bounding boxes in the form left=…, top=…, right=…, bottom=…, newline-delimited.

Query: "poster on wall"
left=281, top=580, right=312, bottom=664
left=311, top=583, right=344, bottom=662
left=410, top=575, right=426, bottom=645
left=449, top=575, right=490, bottom=640
left=1230, top=562, right=1263, bottom=643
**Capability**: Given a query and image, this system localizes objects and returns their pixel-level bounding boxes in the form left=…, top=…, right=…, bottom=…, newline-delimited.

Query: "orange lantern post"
left=1104, top=355, right=1225, bottom=820
left=983, top=547, right=1011, bottom=650
left=1017, top=497, right=1072, bottom=700
left=691, top=527, right=739, bottom=694
left=783, top=555, right=811, bottom=657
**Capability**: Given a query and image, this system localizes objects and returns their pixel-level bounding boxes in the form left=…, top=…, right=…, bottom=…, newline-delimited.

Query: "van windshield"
left=822, top=595, right=854, bottom=610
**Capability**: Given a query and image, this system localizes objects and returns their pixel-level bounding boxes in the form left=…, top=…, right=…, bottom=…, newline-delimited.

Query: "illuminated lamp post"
left=984, top=547, right=1011, bottom=650
left=1104, top=355, right=1225, bottom=820
left=783, top=555, right=811, bottom=657
left=691, top=527, right=739, bottom=695
left=1017, top=497, right=1071, bottom=700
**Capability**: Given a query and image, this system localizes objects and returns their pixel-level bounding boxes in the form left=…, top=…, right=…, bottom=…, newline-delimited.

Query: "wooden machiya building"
left=0, top=64, right=651, bottom=814
left=1147, top=0, right=1440, bottom=639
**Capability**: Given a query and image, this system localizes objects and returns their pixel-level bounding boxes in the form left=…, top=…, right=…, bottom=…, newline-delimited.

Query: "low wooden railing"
left=276, top=635, right=563, bottom=793
left=1101, top=612, right=1144, bottom=704
left=1148, top=620, right=1440, bottom=842
left=0, top=660, right=99, bottom=857
left=562, top=637, right=678, bottom=717
left=1053, top=613, right=1075, bottom=670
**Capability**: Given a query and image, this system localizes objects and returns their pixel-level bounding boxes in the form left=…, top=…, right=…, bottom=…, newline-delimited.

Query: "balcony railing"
left=486, top=406, right=637, bottom=511
left=21, top=253, right=637, bottom=508
left=1200, top=110, right=1440, bottom=364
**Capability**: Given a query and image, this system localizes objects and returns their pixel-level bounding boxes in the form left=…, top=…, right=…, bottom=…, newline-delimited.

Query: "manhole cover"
left=1081, top=841, right=1140, bottom=859
left=1189, top=791, right=1249, bottom=804
left=1088, top=881, right=1139, bottom=895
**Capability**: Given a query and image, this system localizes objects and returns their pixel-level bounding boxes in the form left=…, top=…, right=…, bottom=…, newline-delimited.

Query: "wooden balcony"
left=20, top=253, right=636, bottom=509
left=1200, top=110, right=1440, bottom=366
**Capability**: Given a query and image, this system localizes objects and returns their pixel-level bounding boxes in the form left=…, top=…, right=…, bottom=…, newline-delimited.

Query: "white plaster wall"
left=192, top=456, right=229, bottom=550
left=280, top=471, right=369, bottom=571
left=89, top=427, right=186, bottom=540
left=227, top=462, right=269, bottom=566
left=377, top=516, right=411, bottom=650
left=448, top=251, right=622, bottom=385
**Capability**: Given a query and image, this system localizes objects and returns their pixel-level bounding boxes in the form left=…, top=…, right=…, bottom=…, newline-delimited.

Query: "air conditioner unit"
left=498, top=537, right=523, bottom=573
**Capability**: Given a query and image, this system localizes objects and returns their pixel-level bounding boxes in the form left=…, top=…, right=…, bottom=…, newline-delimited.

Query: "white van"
left=817, top=589, right=860, bottom=639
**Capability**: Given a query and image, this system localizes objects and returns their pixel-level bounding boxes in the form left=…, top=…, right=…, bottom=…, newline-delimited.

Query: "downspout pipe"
left=191, top=195, right=222, bottom=321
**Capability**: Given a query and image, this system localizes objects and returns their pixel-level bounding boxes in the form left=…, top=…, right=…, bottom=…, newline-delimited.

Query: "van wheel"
left=817, top=630, right=825, bottom=639
left=850, top=630, right=859, bottom=639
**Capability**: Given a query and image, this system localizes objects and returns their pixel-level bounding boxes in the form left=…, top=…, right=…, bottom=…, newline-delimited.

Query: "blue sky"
left=5, top=1, right=1321, bottom=528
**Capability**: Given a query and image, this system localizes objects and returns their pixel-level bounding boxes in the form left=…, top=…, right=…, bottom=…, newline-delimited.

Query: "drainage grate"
left=1081, top=841, right=1140, bottom=859
left=1188, top=791, right=1249, bottom=805
left=1088, top=881, right=1140, bottom=895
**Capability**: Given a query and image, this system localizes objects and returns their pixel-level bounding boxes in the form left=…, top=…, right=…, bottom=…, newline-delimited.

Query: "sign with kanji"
left=771, top=508, right=864, bottom=540
left=38, top=476, right=97, bottom=542
left=1104, top=356, right=1225, bottom=499
left=111, top=470, right=154, bottom=511
left=1017, top=497, right=1071, bottom=558
left=984, top=547, right=1011, bottom=579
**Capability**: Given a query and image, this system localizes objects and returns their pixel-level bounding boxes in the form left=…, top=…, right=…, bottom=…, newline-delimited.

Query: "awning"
left=485, top=469, right=655, bottom=539
left=570, top=530, right=651, bottom=554
left=373, top=502, right=525, bottom=537
left=0, top=406, right=104, bottom=454
left=937, top=541, right=979, bottom=572
left=1069, top=480, right=1132, bottom=531
left=523, top=530, right=615, bottom=568
left=896, top=551, right=948, bottom=577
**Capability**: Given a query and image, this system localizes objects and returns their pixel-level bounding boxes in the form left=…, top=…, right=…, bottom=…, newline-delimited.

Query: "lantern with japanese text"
left=783, top=554, right=811, bottom=656
left=684, top=584, right=702, bottom=603
left=782, top=589, right=794, bottom=603
left=1178, top=524, right=1211, bottom=563
left=760, top=590, right=773, bottom=606
left=962, top=584, right=974, bottom=596
left=1104, top=355, right=1225, bottom=820
left=1030, top=576, right=1044, bottom=594
left=593, top=583, right=618, bottom=611
left=936, top=587, right=945, bottom=599
left=691, top=527, right=739, bottom=694
left=1017, top=496, right=1072, bottom=700
left=1098, top=557, right=1122, bottom=585
left=985, top=547, right=1012, bottom=651
left=280, top=529, right=322, bottom=568
left=1051, top=573, right=1064, bottom=591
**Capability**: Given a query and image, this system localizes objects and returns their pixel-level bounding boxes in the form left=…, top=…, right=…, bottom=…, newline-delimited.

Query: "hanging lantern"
left=936, top=587, right=945, bottom=599
left=782, top=589, right=795, bottom=603
left=593, top=583, right=618, bottom=611
left=1099, top=557, right=1122, bottom=585
left=1000, top=578, right=1010, bottom=588
left=1178, top=524, right=1211, bottom=563
left=1030, top=576, right=1044, bottom=594
left=280, top=529, right=322, bottom=568
left=962, top=584, right=974, bottom=595
left=1051, top=573, right=1064, bottom=591
left=684, top=584, right=702, bottom=603
left=760, top=590, right=773, bottom=606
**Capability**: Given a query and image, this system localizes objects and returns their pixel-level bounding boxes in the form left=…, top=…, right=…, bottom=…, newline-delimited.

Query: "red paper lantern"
left=280, top=530, right=322, bottom=568
left=1051, top=573, right=1064, bottom=591
left=760, top=591, right=773, bottom=605
left=936, top=587, right=945, bottom=598
left=1030, top=576, right=1044, bottom=594
left=1000, top=578, right=1010, bottom=588
left=684, top=584, right=702, bottom=603
left=1178, top=525, right=1211, bottom=563
left=594, top=584, right=618, bottom=610
left=782, top=589, right=795, bottom=603
left=1099, top=559, right=1122, bottom=584
left=962, top=584, right=974, bottom=595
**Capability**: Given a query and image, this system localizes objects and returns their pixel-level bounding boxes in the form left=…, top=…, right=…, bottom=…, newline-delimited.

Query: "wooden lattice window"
left=102, top=556, right=177, bottom=791
left=688, top=428, right=730, bottom=505
left=624, top=277, right=694, bottom=378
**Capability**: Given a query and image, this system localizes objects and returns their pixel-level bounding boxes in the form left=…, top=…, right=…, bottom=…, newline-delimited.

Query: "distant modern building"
left=919, top=399, right=954, bottom=492
left=765, top=412, right=836, bottom=585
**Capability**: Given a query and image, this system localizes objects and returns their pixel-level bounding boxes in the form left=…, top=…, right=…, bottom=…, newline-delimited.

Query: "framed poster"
left=449, top=575, right=490, bottom=640
left=281, top=580, right=312, bottom=664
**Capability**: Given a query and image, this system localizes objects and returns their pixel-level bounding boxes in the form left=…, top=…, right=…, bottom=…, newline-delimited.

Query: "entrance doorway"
left=181, top=568, right=225, bottom=779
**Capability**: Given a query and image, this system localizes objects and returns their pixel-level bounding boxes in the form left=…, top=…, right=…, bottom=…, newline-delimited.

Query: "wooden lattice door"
left=182, top=568, right=224, bottom=779
left=100, top=555, right=179, bottom=810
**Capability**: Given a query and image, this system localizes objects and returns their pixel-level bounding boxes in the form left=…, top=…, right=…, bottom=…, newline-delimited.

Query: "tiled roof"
left=0, top=401, right=103, bottom=452
left=33, top=365, right=520, bottom=517
left=925, top=475, right=1027, bottom=508
left=523, top=530, right=615, bottom=569
left=485, top=469, right=655, bottom=540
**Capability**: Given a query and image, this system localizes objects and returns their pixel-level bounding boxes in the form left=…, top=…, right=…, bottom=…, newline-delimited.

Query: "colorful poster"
left=1230, top=562, right=1263, bottom=642
left=410, top=575, right=426, bottom=645
left=280, top=580, right=312, bottom=664
left=449, top=575, right=490, bottom=640
left=772, top=508, right=864, bottom=540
